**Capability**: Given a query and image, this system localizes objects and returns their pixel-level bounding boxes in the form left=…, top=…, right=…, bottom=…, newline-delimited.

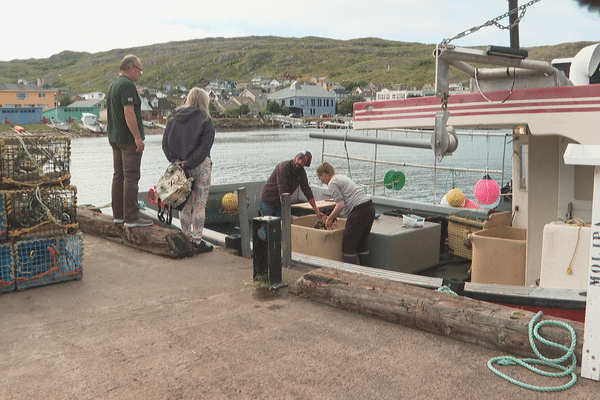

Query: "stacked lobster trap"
left=0, top=136, right=82, bottom=293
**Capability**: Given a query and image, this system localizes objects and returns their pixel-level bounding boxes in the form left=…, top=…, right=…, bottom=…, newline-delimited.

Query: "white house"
left=268, top=81, right=336, bottom=117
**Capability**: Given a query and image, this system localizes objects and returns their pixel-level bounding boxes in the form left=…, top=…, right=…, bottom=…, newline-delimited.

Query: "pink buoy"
left=462, top=198, right=482, bottom=209
left=474, top=175, right=500, bottom=205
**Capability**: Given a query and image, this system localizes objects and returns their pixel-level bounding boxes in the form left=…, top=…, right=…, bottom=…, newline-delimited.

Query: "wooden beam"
left=77, top=207, right=195, bottom=258
left=290, top=267, right=584, bottom=363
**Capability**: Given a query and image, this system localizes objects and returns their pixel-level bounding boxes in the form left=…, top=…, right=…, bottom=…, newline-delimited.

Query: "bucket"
left=469, top=226, right=526, bottom=286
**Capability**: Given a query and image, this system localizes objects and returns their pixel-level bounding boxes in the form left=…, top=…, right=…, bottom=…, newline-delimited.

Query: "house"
left=331, top=88, right=349, bottom=102
left=215, top=99, right=241, bottom=114
left=251, top=76, right=271, bottom=87
left=81, top=91, right=105, bottom=101
left=43, top=99, right=103, bottom=123
left=0, top=83, right=56, bottom=111
left=354, top=88, right=376, bottom=102
left=140, top=94, right=172, bottom=121
left=268, top=81, right=336, bottom=117
left=376, top=88, right=422, bottom=101
left=239, top=88, right=268, bottom=115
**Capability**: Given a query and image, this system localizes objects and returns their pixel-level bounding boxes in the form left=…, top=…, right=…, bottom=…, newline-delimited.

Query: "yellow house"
left=0, top=83, right=56, bottom=111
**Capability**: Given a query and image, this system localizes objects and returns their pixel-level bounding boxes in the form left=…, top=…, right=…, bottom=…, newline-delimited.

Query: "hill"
left=0, top=36, right=594, bottom=94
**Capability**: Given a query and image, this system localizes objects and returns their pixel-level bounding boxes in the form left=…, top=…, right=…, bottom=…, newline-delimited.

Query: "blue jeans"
left=259, top=200, right=281, bottom=217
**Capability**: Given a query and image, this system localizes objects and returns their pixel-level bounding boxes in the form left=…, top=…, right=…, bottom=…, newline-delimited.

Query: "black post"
left=509, top=0, right=520, bottom=49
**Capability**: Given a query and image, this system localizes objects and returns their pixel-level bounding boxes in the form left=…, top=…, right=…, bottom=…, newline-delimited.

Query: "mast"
left=509, top=0, right=520, bottom=49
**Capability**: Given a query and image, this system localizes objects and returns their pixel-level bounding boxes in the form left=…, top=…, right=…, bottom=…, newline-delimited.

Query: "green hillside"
left=0, top=36, right=594, bottom=94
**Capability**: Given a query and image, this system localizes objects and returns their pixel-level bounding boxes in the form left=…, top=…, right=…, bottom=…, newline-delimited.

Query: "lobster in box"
left=0, top=243, right=14, bottom=293
left=14, top=233, right=83, bottom=290
left=4, top=186, right=78, bottom=240
left=0, top=136, right=71, bottom=189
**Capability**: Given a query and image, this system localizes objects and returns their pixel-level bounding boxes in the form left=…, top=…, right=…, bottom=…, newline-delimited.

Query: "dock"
left=1, top=233, right=599, bottom=398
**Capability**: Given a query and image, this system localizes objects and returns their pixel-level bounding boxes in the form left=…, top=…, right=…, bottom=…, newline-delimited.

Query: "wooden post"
left=281, top=193, right=292, bottom=269
left=237, top=187, right=251, bottom=258
left=564, top=143, right=600, bottom=380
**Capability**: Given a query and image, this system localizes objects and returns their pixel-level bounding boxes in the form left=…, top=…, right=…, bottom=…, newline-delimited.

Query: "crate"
left=4, top=186, right=77, bottom=240
left=14, top=233, right=83, bottom=290
left=0, top=136, right=71, bottom=188
left=0, top=191, right=7, bottom=242
left=447, top=211, right=512, bottom=259
left=0, top=243, right=14, bottom=293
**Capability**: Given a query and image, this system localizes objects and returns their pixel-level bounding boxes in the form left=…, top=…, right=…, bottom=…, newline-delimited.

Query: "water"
left=70, top=128, right=512, bottom=210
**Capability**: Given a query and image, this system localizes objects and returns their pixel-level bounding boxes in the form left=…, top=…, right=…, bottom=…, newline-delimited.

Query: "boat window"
left=366, top=105, right=374, bottom=111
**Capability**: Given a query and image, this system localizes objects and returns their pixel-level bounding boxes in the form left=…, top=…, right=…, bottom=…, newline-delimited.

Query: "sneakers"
left=113, top=218, right=124, bottom=224
left=124, top=218, right=153, bottom=228
left=193, top=240, right=213, bottom=254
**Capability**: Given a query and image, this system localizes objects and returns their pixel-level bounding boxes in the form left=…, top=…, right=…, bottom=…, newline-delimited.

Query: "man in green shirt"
left=107, top=54, right=152, bottom=228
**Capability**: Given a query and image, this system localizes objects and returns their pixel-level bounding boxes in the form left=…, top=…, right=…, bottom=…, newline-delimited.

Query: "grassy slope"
left=0, top=36, right=594, bottom=94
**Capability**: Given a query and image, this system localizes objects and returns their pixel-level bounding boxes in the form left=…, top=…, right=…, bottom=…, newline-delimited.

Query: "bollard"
left=252, top=216, right=286, bottom=289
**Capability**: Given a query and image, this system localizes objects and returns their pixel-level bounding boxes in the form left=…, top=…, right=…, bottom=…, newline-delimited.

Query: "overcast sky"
left=2, top=0, right=599, bottom=62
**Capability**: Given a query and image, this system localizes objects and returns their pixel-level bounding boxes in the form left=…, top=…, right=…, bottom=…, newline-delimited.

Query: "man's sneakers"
left=124, top=218, right=153, bottom=228
left=193, top=240, right=213, bottom=254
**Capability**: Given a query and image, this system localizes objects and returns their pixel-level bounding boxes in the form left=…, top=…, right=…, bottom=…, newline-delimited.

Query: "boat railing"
left=310, top=128, right=510, bottom=203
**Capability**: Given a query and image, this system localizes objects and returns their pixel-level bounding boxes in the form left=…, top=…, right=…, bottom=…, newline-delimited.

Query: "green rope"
left=436, top=285, right=459, bottom=296
left=487, top=311, right=578, bottom=392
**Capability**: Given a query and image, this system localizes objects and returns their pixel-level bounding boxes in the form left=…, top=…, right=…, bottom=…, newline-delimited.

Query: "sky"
left=2, top=0, right=599, bottom=62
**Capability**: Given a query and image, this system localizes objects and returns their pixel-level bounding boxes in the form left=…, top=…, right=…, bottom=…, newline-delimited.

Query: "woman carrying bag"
left=162, top=87, right=215, bottom=253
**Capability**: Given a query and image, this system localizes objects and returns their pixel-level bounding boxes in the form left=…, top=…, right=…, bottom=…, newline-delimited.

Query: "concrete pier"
left=1, top=234, right=598, bottom=399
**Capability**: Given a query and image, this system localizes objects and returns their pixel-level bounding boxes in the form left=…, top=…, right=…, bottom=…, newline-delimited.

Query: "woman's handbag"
left=155, top=163, right=194, bottom=208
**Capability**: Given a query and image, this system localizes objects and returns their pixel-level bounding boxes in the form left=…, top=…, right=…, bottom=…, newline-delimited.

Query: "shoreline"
left=0, top=117, right=281, bottom=138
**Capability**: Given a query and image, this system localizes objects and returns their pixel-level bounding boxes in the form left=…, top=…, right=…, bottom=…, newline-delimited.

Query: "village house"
left=268, top=81, right=336, bottom=117
left=239, top=88, right=268, bottom=114
left=0, top=83, right=56, bottom=111
left=140, top=94, right=172, bottom=122
left=44, top=99, right=102, bottom=123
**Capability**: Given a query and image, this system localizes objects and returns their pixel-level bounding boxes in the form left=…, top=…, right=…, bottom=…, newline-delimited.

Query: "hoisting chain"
left=440, top=0, right=542, bottom=46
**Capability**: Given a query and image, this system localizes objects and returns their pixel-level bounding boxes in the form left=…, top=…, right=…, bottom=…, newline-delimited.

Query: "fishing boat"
left=48, top=118, right=71, bottom=132
left=81, top=113, right=107, bottom=133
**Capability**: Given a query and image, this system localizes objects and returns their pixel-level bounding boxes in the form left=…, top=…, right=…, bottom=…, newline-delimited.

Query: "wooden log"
left=77, top=207, right=195, bottom=258
left=290, top=267, right=584, bottom=363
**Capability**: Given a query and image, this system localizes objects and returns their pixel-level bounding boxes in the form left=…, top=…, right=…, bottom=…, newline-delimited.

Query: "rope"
left=487, top=311, right=577, bottom=392
left=436, top=285, right=459, bottom=296
left=565, top=219, right=586, bottom=274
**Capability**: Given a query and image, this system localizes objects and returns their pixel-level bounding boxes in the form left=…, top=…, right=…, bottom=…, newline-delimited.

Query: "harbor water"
left=70, top=128, right=512, bottom=211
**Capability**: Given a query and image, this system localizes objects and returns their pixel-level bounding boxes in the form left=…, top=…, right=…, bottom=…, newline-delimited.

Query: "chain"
left=440, top=0, right=542, bottom=46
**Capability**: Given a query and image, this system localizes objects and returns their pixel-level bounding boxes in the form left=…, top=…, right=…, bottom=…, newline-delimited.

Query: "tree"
left=58, top=94, right=73, bottom=107
left=265, top=101, right=289, bottom=115
left=339, top=95, right=365, bottom=116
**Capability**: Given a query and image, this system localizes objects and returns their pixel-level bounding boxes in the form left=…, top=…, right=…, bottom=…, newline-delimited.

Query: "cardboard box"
left=291, top=215, right=346, bottom=261
left=469, top=226, right=526, bottom=286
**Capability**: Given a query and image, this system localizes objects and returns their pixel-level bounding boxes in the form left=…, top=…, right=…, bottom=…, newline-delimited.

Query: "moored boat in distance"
left=81, top=113, right=107, bottom=133
left=48, top=118, right=72, bottom=132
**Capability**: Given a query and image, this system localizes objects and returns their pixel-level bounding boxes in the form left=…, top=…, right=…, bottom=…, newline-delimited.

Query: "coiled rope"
left=487, top=311, right=578, bottom=392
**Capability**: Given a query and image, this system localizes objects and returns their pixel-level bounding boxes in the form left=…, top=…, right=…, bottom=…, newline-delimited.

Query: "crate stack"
left=0, top=136, right=82, bottom=293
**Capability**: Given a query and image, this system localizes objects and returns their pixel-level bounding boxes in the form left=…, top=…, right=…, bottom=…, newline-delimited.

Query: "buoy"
left=221, top=192, right=239, bottom=215
left=474, top=174, right=500, bottom=205
left=384, top=170, right=405, bottom=190
left=446, top=188, right=465, bottom=207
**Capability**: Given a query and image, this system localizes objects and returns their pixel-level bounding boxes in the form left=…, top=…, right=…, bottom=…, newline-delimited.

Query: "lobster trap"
left=5, top=186, right=78, bottom=240
left=0, top=191, right=7, bottom=242
left=14, top=233, right=83, bottom=290
left=0, top=136, right=71, bottom=189
left=0, top=243, right=14, bottom=293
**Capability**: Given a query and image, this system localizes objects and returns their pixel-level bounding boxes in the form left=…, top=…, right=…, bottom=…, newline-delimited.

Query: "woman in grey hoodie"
left=162, top=87, right=215, bottom=253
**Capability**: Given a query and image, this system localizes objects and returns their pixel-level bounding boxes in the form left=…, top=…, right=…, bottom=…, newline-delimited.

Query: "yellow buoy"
left=221, top=192, right=239, bottom=215
left=446, top=188, right=465, bottom=207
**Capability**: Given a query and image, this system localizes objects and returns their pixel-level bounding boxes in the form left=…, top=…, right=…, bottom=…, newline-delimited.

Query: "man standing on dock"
left=260, top=151, right=325, bottom=219
left=107, top=54, right=152, bottom=228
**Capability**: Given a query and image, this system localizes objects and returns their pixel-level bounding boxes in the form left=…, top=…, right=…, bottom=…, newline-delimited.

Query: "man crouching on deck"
left=260, top=151, right=326, bottom=219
